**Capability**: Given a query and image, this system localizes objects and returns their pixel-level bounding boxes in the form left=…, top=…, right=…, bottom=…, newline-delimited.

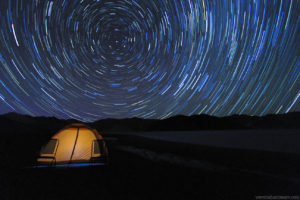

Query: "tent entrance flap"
left=71, top=128, right=97, bottom=161
left=52, top=128, right=78, bottom=163
left=69, top=128, right=79, bottom=162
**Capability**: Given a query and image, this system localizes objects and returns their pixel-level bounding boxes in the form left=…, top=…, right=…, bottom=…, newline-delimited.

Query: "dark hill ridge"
left=0, top=112, right=299, bottom=133
left=0, top=112, right=78, bottom=135
left=92, top=112, right=300, bottom=131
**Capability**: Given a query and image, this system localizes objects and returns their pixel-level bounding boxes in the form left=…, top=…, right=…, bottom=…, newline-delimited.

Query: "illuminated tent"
left=37, top=123, right=109, bottom=166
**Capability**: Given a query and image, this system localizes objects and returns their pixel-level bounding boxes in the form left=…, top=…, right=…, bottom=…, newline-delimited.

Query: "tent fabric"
left=37, top=123, right=108, bottom=165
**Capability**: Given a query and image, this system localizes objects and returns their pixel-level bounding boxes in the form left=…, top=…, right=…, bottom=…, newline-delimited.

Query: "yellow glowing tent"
left=37, top=123, right=109, bottom=166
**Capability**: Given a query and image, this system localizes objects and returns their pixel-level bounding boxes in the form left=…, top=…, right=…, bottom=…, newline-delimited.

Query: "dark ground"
left=1, top=129, right=300, bottom=200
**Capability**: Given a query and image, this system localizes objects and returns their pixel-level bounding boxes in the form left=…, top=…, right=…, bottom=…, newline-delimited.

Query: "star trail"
left=0, top=0, right=299, bottom=122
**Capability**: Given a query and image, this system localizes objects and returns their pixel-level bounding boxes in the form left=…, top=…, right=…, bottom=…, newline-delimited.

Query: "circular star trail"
left=0, top=0, right=299, bottom=121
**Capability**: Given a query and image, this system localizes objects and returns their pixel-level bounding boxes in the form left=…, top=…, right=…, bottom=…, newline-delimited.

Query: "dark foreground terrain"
left=1, top=128, right=300, bottom=200
left=0, top=112, right=300, bottom=199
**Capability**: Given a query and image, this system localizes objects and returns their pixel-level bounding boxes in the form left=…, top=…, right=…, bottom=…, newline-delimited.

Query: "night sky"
left=0, top=0, right=299, bottom=122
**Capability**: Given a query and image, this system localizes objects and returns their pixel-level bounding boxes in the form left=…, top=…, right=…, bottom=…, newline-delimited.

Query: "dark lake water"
left=104, top=129, right=300, bottom=154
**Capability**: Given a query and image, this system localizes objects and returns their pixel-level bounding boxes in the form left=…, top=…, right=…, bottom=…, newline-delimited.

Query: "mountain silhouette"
left=0, top=112, right=299, bottom=133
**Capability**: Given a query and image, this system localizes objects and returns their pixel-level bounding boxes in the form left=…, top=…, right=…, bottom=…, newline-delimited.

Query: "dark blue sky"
left=0, top=0, right=299, bottom=122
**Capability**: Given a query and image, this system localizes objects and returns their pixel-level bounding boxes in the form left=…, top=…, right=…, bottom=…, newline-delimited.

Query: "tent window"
left=93, top=140, right=104, bottom=154
left=41, top=139, right=57, bottom=155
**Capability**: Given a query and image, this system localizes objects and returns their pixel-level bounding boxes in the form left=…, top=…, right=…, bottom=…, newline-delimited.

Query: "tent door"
left=54, top=128, right=78, bottom=163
